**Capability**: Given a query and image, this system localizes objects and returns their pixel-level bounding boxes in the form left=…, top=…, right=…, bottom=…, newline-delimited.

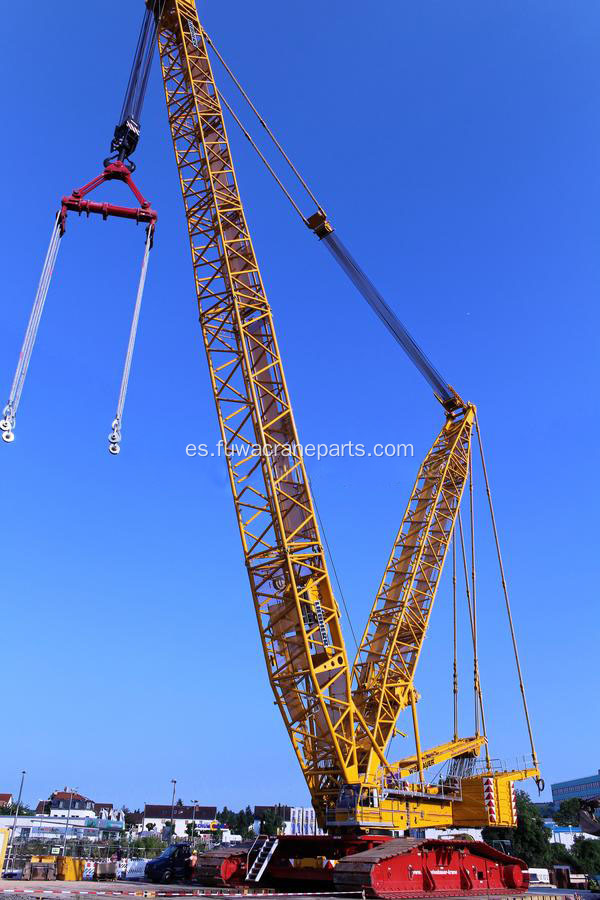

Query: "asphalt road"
left=0, top=882, right=593, bottom=900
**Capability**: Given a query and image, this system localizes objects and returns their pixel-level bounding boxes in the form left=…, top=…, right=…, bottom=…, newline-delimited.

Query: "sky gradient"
left=0, top=1, right=598, bottom=812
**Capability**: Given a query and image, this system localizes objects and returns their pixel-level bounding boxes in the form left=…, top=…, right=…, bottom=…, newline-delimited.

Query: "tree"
left=534, top=802, right=555, bottom=819
left=146, top=822, right=156, bottom=832
left=553, top=799, right=582, bottom=826
left=135, top=834, right=164, bottom=852
left=549, top=843, right=579, bottom=870
left=216, top=806, right=254, bottom=839
left=260, top=808, right=284, bottom=837
left=186, top=822, right=197, bottom=839
left=483, top=790, right=552, bottom=867
left=2, top=802, right=34, bottom=816
left=572, top=837, right=600, bottom=875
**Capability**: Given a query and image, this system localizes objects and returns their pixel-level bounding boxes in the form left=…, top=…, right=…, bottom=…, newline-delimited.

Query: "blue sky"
left=0, top=1, right=598, bottom=813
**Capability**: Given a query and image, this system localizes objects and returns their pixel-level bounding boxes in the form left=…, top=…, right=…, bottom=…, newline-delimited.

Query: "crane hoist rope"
left=0, top=216, right=62, bottom=443
left=108, top=224, right=154, bottom=455
left=106, top=1, right=162, bottom=169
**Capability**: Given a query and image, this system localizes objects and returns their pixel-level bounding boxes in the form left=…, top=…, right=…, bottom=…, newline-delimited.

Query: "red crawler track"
left=196, top=836, right=529, bottom=899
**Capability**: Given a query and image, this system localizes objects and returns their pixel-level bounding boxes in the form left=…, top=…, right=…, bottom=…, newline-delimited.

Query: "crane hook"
left=108, top=418, right=122, bottom=455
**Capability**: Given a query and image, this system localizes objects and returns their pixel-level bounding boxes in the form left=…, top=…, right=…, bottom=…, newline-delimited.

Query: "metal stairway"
left=246, top=835, right=279, bottom=883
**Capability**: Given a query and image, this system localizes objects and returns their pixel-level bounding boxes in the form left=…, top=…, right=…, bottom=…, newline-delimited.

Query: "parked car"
left=527, top=868, right=552, bottom=888
left=145, top=843, right=192, bottom=883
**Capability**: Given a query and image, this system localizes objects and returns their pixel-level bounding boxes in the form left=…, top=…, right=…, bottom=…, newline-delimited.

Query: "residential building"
left=551, top=770, right=600, bottom=807
left=143, top=804, right=217, bottom=837
left=35, top=789, right=121, bottom=823
left=0, top=794, right=12, bottom=808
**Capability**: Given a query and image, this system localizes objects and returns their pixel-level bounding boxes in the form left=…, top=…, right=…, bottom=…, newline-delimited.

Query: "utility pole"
left=4, top=770, right=26, bottom=874
left=191, top=800, right=198, bottom=847
left=61, top=789, right=76, bottom=856
left=169, top=780, right=177, bottom=844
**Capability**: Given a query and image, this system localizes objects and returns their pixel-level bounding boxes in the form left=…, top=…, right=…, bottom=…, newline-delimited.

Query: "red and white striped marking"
left=483, top=775, right=497, bottom=824
left=510, top=779, right=517, bottom=823
left=0, top=891, right=362, bottom=898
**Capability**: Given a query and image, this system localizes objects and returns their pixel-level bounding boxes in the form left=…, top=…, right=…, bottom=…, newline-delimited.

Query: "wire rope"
left=1, top=215, right=63, bottom=443
left=108, top=225, right=153, bottom=455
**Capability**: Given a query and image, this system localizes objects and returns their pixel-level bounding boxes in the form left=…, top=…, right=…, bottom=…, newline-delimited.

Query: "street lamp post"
left=4, top=770, right=26, bottom=874
left=61, top=789, right=76, bottom=856
left=169, top=780, right=177, bottom=845
left=191, top=800, right=198, bottom=847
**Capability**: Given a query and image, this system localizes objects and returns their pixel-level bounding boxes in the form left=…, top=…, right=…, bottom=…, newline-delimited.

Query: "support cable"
left=217, top=90, right=308, bottom=224
left=207, top=42, right=459, bottom=411
left=1, top=215, right=63, bottom=443
left=452, top=530, right=459, bottom=742
left=474, top=415, right=541, bottom=778
left=457, top=510, right=489, bottom=755
left=202, top=29, right=322, bottom=212
left=468, top=454, right=491, bottom=769
left=307, top=472, right=359, bottom=650
left=108, top=225, right=153, bottom=455
left=321, top=231, right=455, bottom=407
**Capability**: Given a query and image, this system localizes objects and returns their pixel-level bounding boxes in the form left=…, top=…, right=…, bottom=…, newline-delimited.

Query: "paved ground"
left=0, top=884, right=205, bottom=897
left=0, top=883, right=593, bottom=900
left=0, top=884, right=203, bottom=896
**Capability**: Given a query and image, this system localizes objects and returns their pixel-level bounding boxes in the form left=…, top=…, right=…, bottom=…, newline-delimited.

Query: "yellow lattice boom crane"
left=1, top=0, right=543, bottom=895
left=154, top=0, right=540, bottom=830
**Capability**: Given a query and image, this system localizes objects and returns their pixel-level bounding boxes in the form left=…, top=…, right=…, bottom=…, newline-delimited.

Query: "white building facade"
left=143, top=804, right=217, bottom=838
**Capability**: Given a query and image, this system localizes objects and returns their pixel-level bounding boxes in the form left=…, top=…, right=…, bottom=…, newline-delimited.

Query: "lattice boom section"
left=352, top=409, right=474, bottom=776
left=157, top=0, right=358, bottom=813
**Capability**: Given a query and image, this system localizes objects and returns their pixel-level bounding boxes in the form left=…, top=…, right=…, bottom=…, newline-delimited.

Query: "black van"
left=145, top=843, right=192, bottom=883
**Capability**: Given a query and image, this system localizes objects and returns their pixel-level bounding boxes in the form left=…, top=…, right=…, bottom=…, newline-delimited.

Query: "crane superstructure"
left=2, top=0, right=542, bottom=894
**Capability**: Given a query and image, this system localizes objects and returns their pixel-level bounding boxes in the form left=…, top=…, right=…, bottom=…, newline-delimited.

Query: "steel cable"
left=108, top=226, right=153, bottom=455
left=202, top=28, right=322, bottom=213
left=205, top=36, right=457, bottom=409
left=474, top=415, right=540, bottom=778
left=1, top=215, right=63, bottom=443
left=322, top=232, right=454, bottom=406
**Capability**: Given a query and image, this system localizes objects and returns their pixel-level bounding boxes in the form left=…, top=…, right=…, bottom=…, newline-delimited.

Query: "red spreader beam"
left=60, top=160, right=157, bottom=234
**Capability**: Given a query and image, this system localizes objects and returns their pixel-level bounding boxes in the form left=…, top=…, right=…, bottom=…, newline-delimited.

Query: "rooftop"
left=552, top=770, right=600, bottom=788
left=144, top=804, right=216, bottom=820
